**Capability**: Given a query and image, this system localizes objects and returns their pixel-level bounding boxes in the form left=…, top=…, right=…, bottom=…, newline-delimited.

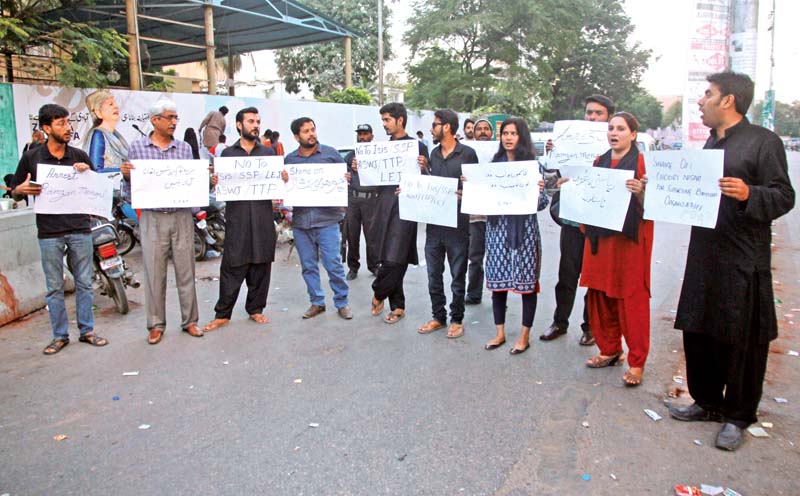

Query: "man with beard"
left=462, top=118, right=475, bottom=141
left=417, top=109, right=478, bottom=338
left=11, top=104, right=107, bottom=355
left=464, top=117, right=494, bottom=305
left=281, top=117, right=352, bottom=320
left=669, top=72, right=794, bottom=451
left=353, top=103, right=428, bottom=324
left=203, top=107, right=277, bottom=332
left=343, top=124, right=379, bottom=280
left=121, top=99, right=214, bottom=344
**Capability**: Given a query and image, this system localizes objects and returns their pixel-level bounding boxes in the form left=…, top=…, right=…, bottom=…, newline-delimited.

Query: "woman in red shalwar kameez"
left=578, top=112, right=653, bottom=387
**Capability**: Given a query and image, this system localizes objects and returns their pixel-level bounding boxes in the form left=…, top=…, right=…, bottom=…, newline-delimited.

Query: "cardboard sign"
left=130, top=160, right=210, bottom=208
left=214, top=155, right=285, bottom=201
left=461, top=161, right=542, bottom=215
left=34, top=164, right=114, bottom=219
left=399, top=174, right=458, bottom=227
left=354, top=140, right=420, bottom=185
left=548, top=120, right=609, bottom=168
left=283, top=163, right=347, bottom=207
left=559, top=166, right=635, bottom=231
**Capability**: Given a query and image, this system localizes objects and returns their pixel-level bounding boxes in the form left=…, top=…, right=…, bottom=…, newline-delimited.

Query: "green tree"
left=275, top=0, right=391, bottom=98
left=1, top=0, right=128, bottom=88
left=317, top=87, right=372, bottom=105
left=752, top=99, right=800, bottom=137
left=662, top=100, right=682, bottom=128
left=617, top=89, right=662, bottom=130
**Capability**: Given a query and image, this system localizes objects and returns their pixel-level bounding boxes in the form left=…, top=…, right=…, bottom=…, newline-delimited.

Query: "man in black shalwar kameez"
left=204, top=107, right=278, bottom=331
left=669, top=72, right=795, bottom=451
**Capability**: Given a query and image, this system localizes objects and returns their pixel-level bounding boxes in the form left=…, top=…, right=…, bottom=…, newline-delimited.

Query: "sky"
left=386, top=0, right=800, bottom=103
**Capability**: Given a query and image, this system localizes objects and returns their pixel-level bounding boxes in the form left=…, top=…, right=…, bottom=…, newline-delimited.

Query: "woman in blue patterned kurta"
left=482, top=117, right=548, bottom=354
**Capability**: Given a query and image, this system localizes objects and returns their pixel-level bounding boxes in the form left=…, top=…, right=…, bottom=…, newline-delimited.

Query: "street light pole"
left=378, top=0, right=384, bottom=106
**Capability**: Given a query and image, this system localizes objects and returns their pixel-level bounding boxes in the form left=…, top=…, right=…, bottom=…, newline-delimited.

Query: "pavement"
left=1, top=152, right=798, bottom=495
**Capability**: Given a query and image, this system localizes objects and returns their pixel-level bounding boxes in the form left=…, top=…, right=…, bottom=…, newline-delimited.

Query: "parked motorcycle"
left=90, top=218, right=139, bottom=314
left=193, top=209, right=222, bottom=261
left=111, top=192, right=140, bottom=255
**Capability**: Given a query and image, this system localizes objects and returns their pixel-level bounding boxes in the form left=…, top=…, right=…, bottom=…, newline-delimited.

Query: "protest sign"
left=34, top=164, right=114, bottom=218
left=130, top=160, right=210, bottom=209
left=464, top=140, right=499, bottom=164
left=643, top=150, right=723, bottom=228
left=559, top=166, right=634, bottom=231
left=283, top=163, right=347, bottom=207
left=399, top=174, right=458, bottom=228
left=214, top=155, right=285, bottom=201
left=548, top=120, right=609, bottom=168
left=354, top=140, right=420, bottom=185
left=461, top=161, right=542, bottom=215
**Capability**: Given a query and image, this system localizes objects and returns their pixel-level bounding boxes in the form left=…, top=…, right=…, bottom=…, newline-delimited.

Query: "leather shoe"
left=464, top=297, right=481, bottom=305
left=346, top=270, right=357, bottom=281
left=715, top=422, right=745, bottom=451
left=579, top=329, right=595, bottom=346
left=182, top=324, right=203, bottom=337
left=539, top=324, right=567, bottom=341
left=302, top=304, right=326, bottom=319
left=147, top=328, right=163, bottom=345
left=337, top=306, right=353, bottom=320
left=668, top=403, right=722, bottom=422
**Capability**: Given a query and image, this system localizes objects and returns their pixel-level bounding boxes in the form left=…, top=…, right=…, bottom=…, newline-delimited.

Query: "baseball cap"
left=355, top=124, right=373, bottom=133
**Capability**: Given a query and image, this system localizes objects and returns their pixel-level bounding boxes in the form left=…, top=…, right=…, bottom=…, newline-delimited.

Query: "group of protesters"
left=7, top=70, right=795, bottom=452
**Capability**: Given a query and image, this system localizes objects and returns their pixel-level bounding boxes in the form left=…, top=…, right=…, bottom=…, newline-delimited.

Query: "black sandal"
left=43, top=338, right=69, bottom=355
left=78, top=333, right=108, bottom=347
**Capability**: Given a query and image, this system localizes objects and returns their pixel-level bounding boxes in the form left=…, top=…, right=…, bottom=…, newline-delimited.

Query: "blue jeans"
left=294, top=224, right=349, bottom=308
left=38, top=234, right=94, bottom=339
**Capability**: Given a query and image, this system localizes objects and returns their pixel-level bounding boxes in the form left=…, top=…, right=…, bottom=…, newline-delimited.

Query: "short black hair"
left=219, top=106, right=229, bottom=115
left=236, top=106, right=259, bottom=125
left=291, top=117, right=315, bottom=135
left=434, top=109, right=459, bottom=137
left=707, top=72, right=754, bottom=116
left=218, top=134, right=227, bottom=143
left=463, top=118, right=475, bottom=130
left=416, top=130, right=423, bottom=137
left=272, top=131, right=280, bottom=140
left=379, top=102, right=408, bottom=129
left=38, top=104, right=69, bottom=128
left=583, top=94, right=615, bottom=115
left=263, top=129, right=272, bottom=137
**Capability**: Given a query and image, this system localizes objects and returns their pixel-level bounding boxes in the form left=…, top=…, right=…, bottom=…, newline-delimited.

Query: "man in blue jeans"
left=282, top=117, right=352, bottom=320
left=11, top=104, right=108, bottom=355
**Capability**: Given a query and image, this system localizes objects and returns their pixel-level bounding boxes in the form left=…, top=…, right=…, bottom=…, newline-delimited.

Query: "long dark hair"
left=492, top=117, right=536, bottom=162
left=183, top=128, right=200, bottom=159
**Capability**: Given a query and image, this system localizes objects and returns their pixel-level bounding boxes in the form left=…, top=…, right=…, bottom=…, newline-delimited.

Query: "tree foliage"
left=1, top=0, right=128, bottom=88
left=317, top=87, right=372, bottom=105
left=662, top=100, right=682, bottom=128
left=617, top=89, right=663, bottom=130
left=275, top=0, right=391, bottom=98
left=753, top=99, right=800, bottom=137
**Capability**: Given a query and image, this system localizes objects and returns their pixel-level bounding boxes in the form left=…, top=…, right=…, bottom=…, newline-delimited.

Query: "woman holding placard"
left=479, top=117, right=548, bottom=355
left=579, top=112, right=652, bottom=387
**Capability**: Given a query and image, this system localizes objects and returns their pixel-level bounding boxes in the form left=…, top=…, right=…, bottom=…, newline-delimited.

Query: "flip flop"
left=418, top=320, right=445, bottom=334
left=384, top=311, right=405, bottom=325
left=371, top=298, right=385, bottom=316
left=447, top=323, right=464, bottom=339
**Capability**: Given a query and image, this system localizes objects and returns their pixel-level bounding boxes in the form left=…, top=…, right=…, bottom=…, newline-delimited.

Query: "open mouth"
left=610, top=138, right=619, bottom=145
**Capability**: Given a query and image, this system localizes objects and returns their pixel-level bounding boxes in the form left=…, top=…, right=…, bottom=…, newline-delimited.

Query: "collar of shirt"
left=39, top=142, right=80, bottom=162
left=144, top=136, right=178, bottom=151
left=432, top=141, right=467, bottom=160
left=229, top=139, right=272, bottom=156
left=296, top=144, right=320, bottom=158
left=709, top=117, right=749, bottom=146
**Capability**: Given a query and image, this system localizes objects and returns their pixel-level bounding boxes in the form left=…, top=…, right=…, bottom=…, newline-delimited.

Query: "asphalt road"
left=1, top=153, right=798, bottom=495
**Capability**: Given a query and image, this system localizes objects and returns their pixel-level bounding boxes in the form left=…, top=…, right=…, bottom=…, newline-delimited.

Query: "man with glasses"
left=121, top=99, right=214, bottom=345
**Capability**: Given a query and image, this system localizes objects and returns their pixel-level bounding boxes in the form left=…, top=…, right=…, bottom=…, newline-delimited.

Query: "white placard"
left=130, top=160, right=210, bottom=209
left=643, top=150, right=723, bottom=228
left=399, top=174, right=458, bottom=228
left=34, top=164, right=114, bottom=219
left=464, top=141, right=499, bottom=164
left=559, top=167, right=635, bottom=231
left=283, top=163, right=347, bottom=207
left=549, top=120, right=609, bottom=168
left=354, top=140, right=420, bottom=185
left=461, top=161, right=542, bottom=215
left=213, top=155, right=285, bottom=201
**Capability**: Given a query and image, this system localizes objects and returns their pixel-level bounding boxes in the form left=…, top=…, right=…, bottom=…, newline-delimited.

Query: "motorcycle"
left=193, top=209, right=223, bottom=261
left=111, top=192, right=140, bottom=255
left=90, top=218, right=139, bottom=314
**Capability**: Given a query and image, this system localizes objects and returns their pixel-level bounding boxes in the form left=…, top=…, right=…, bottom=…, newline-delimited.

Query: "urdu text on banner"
left=558, top=166, right=635, bottom=231
left=130, top=160, right=210, bottom=209
left=283, top=163, right=348, bottom=207
left=461, top=161, right=542, bottom=215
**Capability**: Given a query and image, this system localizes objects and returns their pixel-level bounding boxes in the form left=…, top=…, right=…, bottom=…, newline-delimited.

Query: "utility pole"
left=762, top=0, right=776, bottom=130
left=377, top=0, right=384, bottom=106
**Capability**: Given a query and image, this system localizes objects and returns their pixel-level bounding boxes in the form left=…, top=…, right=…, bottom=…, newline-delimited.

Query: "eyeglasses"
left=431, top=122, right=443, bottom=128
left=155, top=114, right=180, bottom=122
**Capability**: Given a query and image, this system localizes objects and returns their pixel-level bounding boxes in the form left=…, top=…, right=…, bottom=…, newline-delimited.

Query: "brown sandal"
left=418, top=320, right=445, bottom=334
left=371, top=298, right=385, bottom=316
left=384, top=310, right=405, bottom=324
left=586, top=351, right=624, bottom=368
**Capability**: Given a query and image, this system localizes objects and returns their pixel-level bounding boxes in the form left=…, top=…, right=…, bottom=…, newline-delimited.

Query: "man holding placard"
left=669, top=72, right=795, bottom=451
left=11, top=104, right=108, bottom=355
left=541, top=94, right=615, bottom=346
left=121, top=99, right=212, bottom=345
left=281, top=117, right=352, bottom=320
left=464, top=117, right=494, bottom=305
left=203, top=107, right=277, bottom=332
left=343, top=124, right=379, bottom=280
left=417, top=109, right=479, bottom=339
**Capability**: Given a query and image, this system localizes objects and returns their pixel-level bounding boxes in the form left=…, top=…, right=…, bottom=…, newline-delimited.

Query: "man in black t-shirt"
left=11, top=104, right=108, bottom=355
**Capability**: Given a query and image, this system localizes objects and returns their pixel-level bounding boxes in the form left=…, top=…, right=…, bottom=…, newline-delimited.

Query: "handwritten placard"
left=465, top=141, right=499, bottom=164
left=559, top=167, right=635, bottom=231
left=34, top=164, right=114, bottom=219
left=399, top=174, right=458, bottom=227
left=548, top=120, right=608, bottom=168
left=643, top=150, right=723, bottom=228
left=283, top=163, right=347, bottom=207
left=214, top=155, right=285, bottom=201
left=354, top=140, right=420, bottom=186
left=461, top=161, right=542, bottom=215
left=130, top=160, right=210, bottom=209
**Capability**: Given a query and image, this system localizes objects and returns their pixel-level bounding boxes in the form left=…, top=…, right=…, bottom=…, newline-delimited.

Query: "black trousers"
left=425, top=226, right=469, bottom=324
left=346, top=196, right=378, bottom=273
left=372, top=261, right=408, bottom=311
left=683, top=330, right=770, bottom=427
left=492, top=291, right=538, bottom=327
left=553, top=224, right=590, bottom=331
left=214, top=261, right=272, bottom=319
left=466, top=221, right=486, bottom=301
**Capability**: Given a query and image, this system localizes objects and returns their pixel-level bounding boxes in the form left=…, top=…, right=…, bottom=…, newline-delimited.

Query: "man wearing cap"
left=343, top=124, right=379, bottom=280
left=464, top=117, right=494, bottom=304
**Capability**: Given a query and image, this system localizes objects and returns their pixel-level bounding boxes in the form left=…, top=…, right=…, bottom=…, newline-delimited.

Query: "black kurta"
left=674, top=119, right=795, bottom=344
left=218, top=140, right=277, bottom=266
left=370, top=135, right=429, bottom=265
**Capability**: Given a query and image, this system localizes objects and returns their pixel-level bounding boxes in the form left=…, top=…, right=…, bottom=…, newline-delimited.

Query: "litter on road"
left=774, top=397, right=789, bottom=403
left=138, top=424, right=151, bottom=430
left=747, top=426, right=770, bottom=438
left=762, top=422, right=773, bottom=428
left=581, top=421, right=590, bottom=428
left=644, top=409, right=662, bottom=421
left=699, top=484, right=724, bottom=495
left=581, top=474, right=591, bottom=481
left=693, top=439, right=703, bottom=446
left=787, top=350, right=799, bottom=357
left=112, top=396, right=120, bottom=401
left=673, top=375, right=685, bottom=384
left=294, top=378, right=302, bottom=383
left=53, top=434, right=68, bottom=441
left=122, top=371, right=140, bottom=376
left=309, top=423, right=320, bottom=428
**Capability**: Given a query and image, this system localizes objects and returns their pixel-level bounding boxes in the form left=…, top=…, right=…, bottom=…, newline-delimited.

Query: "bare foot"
left=249, top=313, right=270, bottom=324
left=203, top=318, right=230, bottom=332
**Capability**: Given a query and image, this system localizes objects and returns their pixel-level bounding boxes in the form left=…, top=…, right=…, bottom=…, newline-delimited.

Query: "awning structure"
left=53, top=0, right=358, bottom=92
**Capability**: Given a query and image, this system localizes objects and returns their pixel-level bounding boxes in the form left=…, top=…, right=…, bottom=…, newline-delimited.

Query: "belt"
left=351, top=190, right=378, bottom=199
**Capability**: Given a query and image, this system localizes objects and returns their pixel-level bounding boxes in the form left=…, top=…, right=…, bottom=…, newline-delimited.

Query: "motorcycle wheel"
left=103, top=273, right=129, bottom=315
left=194, top=229, right=207, bottom=261
left=116, top=225, right=136, bottom=255
left=208, top=219, right=225, bottom=248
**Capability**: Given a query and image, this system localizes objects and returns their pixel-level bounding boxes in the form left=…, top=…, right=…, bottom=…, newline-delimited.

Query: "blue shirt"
left=284, top=143, right=346, bottom=229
